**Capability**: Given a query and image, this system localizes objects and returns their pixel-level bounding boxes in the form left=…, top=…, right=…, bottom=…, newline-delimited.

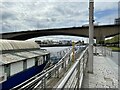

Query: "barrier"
left=57, top=47, right=89, bottom=89
left=11, top=45, right=86, bottom=89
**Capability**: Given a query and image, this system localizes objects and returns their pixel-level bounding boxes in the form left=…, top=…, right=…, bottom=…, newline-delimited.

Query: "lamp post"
left=88, top=0, right=94, bottom=73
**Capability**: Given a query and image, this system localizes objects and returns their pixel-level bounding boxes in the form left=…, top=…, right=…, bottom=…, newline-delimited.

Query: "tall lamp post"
left=88, top=0, right=94, bottom=73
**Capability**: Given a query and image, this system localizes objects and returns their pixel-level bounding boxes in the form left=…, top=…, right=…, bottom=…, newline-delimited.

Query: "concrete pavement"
left=82, top=47, right=118, bottom=88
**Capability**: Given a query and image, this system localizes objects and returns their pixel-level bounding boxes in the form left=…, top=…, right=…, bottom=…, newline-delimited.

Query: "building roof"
left=0, top=39, right=40, bottom=51
left=0, top=39, right=49, bottom=65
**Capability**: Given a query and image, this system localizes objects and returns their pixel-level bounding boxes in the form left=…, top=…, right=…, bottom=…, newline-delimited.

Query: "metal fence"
left=11, top=46, right=87, bottom=90
left=94, top=46, right=112, bottom=56
left=57, top=46, right=89, bottom=89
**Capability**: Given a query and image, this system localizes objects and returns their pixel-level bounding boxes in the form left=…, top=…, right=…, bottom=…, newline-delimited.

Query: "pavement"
left=82, top=47, right=119, bottom=89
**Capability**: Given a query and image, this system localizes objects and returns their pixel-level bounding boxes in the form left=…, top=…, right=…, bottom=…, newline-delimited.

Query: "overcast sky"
left=1, top=0, right=119, bottom=42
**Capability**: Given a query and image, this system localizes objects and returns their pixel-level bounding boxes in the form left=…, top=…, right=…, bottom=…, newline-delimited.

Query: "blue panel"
left=0, top=62, right=47, bottom=90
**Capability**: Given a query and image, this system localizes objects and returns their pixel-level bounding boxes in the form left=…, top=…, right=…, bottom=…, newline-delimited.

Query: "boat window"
left=46, top=54, right=50, bottom=61
left=43, top=55, right=46, bottom=62
left=38, top=57, right=43, bottom=66
left=35, top=57, right=39, bottom=66
left=4, top=64, right=10, bottom=78
left=23, top=60, right=27, bottom=70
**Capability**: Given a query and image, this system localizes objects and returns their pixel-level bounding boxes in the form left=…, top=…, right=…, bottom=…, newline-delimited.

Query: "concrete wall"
left=10, top=61, right=23, bottom=76
left=27, top=58, right=35, bottom=69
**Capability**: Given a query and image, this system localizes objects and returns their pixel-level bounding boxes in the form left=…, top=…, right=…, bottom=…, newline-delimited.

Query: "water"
left=41, top=46, right=86, bottom=64
left=41, top=46, right=71, bottom=55
left=41, top=46, right=71, bottom=64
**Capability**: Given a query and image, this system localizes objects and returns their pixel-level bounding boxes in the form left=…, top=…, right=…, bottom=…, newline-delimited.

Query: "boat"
left=0, top=39, right=50, bottom=90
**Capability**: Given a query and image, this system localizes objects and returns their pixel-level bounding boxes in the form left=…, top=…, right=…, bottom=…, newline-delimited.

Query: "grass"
left=107, top=46, right=120, bottom=51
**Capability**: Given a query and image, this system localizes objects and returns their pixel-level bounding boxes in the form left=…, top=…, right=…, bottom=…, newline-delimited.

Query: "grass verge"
left=107, top=46, right=120, bottom=51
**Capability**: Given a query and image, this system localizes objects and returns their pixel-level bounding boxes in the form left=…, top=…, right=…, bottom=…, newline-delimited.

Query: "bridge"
left=1, top=24, right=120, bottom=43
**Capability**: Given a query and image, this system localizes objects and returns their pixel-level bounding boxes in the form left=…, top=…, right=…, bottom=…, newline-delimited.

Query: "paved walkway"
left=82, top=47, right=118, bottom=88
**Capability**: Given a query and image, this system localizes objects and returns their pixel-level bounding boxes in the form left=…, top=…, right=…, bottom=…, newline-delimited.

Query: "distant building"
left=114, top=18, right=120, bottom=25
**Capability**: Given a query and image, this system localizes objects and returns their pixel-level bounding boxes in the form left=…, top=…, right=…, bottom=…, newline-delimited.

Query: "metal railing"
left=11, top=46, right=86, bottom=90
left=94, top=46, right=112, bottom=56
left=57, top=46, right=89, bottom=89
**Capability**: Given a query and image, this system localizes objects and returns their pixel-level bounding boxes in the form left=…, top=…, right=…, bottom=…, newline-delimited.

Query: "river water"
left=41, top=46, right=71, bottom=55
left=41, top=46, right=72, bottom=64
left=42, top=46, right=119, bottom=66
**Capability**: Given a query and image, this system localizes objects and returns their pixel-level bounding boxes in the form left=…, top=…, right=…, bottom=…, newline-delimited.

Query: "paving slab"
left=82, top=47, right=118, bottom=89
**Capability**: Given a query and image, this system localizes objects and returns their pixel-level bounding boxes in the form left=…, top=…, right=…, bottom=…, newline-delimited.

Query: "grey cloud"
left=2, top=2, right=15, bottom=8
left=2, top=11, right=18, bottom=20
left=1, top=1, right=118, bottom=33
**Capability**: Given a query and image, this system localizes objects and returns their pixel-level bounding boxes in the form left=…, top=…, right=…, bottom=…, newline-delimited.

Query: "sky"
left=1, top=0, right=119, bottom=42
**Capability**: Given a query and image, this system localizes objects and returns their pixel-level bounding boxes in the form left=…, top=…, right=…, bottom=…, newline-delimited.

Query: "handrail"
left=11, top=47, right=72, bottom=89
left=97, top=46, right=112, bottom=56
left=57, top=60, right=79, bottom=88
left=12, top=46, right=86, bottom=89
left=57, top=46, right=89, bottom=88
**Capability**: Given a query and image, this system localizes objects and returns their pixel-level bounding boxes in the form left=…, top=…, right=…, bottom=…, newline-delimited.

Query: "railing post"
left=77, top=60, right=80, bottom=88
left=57, top=66, right=59, bottom=78
left=62, top=61, right=64, bottom=68
left=111, top=49, right=112, bottom=57
left=41, top=77, right=45, bottom=89
left=109, top=49, right=110, bottom=56
left=48, top=71, right=51, bottom=79
left=95, top=46, right=97, bottom=55
left=83, top=55, right=85, bottom=74
left=101, top=46, right=103, bottom=55
left=72, top=41, right=75, bottom=62
left=104, top=47, right=106, bottom=56
left=54, top=67, right=57, bottom=77
left=64, top=59, right=66, bottom=71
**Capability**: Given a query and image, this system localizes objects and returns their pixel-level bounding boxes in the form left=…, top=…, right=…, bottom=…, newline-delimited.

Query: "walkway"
left=82, top=47, right=118, bottom=88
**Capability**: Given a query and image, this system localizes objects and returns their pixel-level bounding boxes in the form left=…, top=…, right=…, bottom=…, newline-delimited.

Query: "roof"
left=1, top=50, right=49, bottom=64
left=0, top=39, right=40, bottom=51
left=0, top=39, right=49, bottom=65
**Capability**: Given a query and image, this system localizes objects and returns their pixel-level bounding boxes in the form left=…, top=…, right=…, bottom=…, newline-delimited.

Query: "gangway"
left=11, top=45, right=86, bottom=90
